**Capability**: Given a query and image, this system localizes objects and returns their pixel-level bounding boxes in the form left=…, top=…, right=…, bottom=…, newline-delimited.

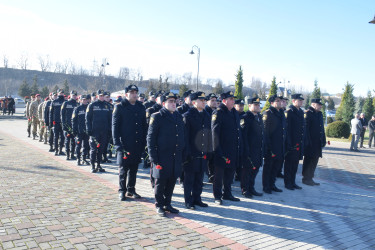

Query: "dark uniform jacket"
left=147, top=107, right=186, bottom=179
left=146, top=103, right=162, bottom=125
left=44, top=100, right=52, bottom=127
left=241, top=111, right=265, bottom=168
left=204, top=105, right=214, bottom=116
left=49, top=96, right=65, bottom=124
left=212, top=103, right=242, bottom=169
left=61, top=99, right=78, bottom=132
left=72, top=104, right=88, bottom=135
left=304, top=106, right=326, bottom=158
left=177, top=103, right=190, bottom=115
left=112, top=99, right=147, bottom=165
left=263, top=106, right=286, bottom=159
left=144, top=100, right=156, bottom=109
left=183, top=107, right=212, bottom=173
left=85, top=100, right=111, bottom=136
left=285, top=105, right=305, bottom=160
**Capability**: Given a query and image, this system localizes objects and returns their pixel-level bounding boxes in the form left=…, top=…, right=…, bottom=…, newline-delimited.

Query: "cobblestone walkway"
left=1, top=117, right=375, bottom=249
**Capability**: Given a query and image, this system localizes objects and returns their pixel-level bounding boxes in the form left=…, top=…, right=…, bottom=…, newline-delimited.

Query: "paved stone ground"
left=1, top=116, right=375, bottom=249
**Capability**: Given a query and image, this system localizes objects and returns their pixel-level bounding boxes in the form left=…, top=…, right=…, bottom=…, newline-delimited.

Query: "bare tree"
left=54, top=62, right=63, bottom=73
left=118, top=67, right=130, bottom=80
left=17, top=54, right=29, bottom=70
left=3, top=55, right=9, bottom=68
left=38, top=55, right=51, bottom=72
left=69, top=62, right=77, bottom=75
left=61, top=59, right=71, bottom=74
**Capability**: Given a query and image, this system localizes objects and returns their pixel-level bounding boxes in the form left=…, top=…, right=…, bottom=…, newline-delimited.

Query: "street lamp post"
left=189, top=45, right=200, bottom=91
left=101, top=59, right=109, bottom=88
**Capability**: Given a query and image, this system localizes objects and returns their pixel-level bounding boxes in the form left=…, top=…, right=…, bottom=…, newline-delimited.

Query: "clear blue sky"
left=1, top=0, right=374, bottom=96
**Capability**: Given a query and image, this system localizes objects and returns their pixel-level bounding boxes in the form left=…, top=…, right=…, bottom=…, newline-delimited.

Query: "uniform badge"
left=284, top=112, right=288, bottom=118
left=146, top=111, right=149, bottom=118
left=304, top=113, right=307, bottom=118
left=72, top=113, right=75, bottom=118
left=240, top=119, right=245, bottom=126
left=263, top=114, right=267, bottom=121
left=212, top=114, right=217, bottom=122
left=150, top=117, right=154, bottom=125
left=86, top=106, right=90, bottom=112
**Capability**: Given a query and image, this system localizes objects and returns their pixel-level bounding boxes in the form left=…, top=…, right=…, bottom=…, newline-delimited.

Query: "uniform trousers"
left=262, top=156, right=283, bottom=190
left=89, top=132, right=108, bottom=164
left=213, top=166, right=235, bottom=199
left=64, top=131, right=75, bottom=154
left=241, top=166, right=260, bottom=193
left=119, top=162, right=139, bottom=194
left=284, top=154, right=300, bottom=187
left=183, top=170, right=204, bottom=205
left=154, top=176, right=177, bottom=208
left=302, top=155, right=320, bottom=181
left=53, top=123, right=65, bottom=150
left=76, top=133, right=89, bottom=158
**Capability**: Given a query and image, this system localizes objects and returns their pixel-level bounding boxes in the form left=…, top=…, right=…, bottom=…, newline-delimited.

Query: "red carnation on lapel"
left=53, top=121, right=56, bottom=125
left=97, top=143, right=100, bottom=148
left=203, top=155, right=207, bottom=160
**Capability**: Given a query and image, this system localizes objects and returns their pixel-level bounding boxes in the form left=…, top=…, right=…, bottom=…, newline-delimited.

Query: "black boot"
left=91, top=163, right=97, bottom=173
left=49, top=146, right=54, bottom=152
left=55, top=149, right=59, bottom=156
left=70, top=152, right=76, bottom=160
left=97, top=163, right=105, bottom=172
left=83, top=155, right=90, bottom=165
left=33, top=134, right=36, bottom=140
left=59, top=148, right=65, bottom=155
left=66, top=150, right=70, bottom=160
left=77, top=155, right=81, bottom=166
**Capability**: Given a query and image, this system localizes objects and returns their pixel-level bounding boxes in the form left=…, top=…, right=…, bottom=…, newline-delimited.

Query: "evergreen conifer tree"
left=234, top=66, right=244, bottom=100
left=261, top=76, right=277, bottom=112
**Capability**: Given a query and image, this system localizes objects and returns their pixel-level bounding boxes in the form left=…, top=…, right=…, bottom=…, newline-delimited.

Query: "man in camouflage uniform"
left=25, top=95, right=34, bottom=138
left=38, top=96, right=48, bottom=143
left=30, top=94, right=42, bottom=140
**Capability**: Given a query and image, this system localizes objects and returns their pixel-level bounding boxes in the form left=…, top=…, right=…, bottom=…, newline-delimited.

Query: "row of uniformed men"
left=25, top=86, right=326, bottom=218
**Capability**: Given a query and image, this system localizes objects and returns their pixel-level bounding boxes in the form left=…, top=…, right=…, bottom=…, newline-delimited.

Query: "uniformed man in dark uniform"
left=113, top=85, right=147, bottom=201
left=234, top=99, right=245, bottom=181
left=144, top=91, right=164, bottom=177
left=72, top=95, right=90, bottom=166
left=86, top=90, right=111, bottom=173
left=147, top=92, right=186, bottom=217
left=302, top=98, right=326, bottom=186
left=138, top=93, right=145, bottom=103
left=177, top=90, right=194, bottom=115
left=241, top=97, right=264, bottom=198
left=277, top=95, right=288, bottom=179
left=50, top=89, right=66, bottom=156
left=262, top=95, right=286, bottom=194
left=44, top=92, right=56, bottom=152
left=103, top=91, right=113, bottom=163
left=284, top=94, right=305, bottom=190
left=212, top=91, right=242, bottom=205
left=205, top=93, right=218, bottom=183
left=183, top=91, right=211, bottom=209
left=144, top=91, right=156, bottom=109
left=61, top=90, right=79, bottom=160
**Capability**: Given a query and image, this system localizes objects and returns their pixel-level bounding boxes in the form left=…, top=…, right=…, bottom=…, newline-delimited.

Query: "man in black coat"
left=113, top=85, right=147, bottom=201
left=368, top=115, right=375, bottom=148
left=241, top=97, right=264, bottom=198
left=359, top=113, right=368, bottom=148
left=45, top=92, right=56, bottom=152
left=212, top=91, right=242, bottom=205
left=177, top=90, right=194, bottom=115
left=72, top=95, right=90, bottom=166
left=204, top=93, right=218, bottom=183
left=262, top=95, right=286, bottom=194
left=61, top=91, right=79, bottom=160
left=102, top=91, right=114, bottom=163
left=50, top=89, right=66, bottom=156
left=284, top=94, right=305, bottom=190
left=144, top=91, right=156, bottom=109
left=183, top=92, right=211, bottom=209
left=234, top=99, right=245, bottom=181
left=86, top=90, right=112, bottom=173
left=302, top=98, right=326, bottom=186
left=147, top=92, right=186, bottom=217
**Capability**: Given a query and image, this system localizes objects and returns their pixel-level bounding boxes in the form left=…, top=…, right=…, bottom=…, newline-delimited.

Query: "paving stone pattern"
left=1, top=117, right=375, bottom=249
